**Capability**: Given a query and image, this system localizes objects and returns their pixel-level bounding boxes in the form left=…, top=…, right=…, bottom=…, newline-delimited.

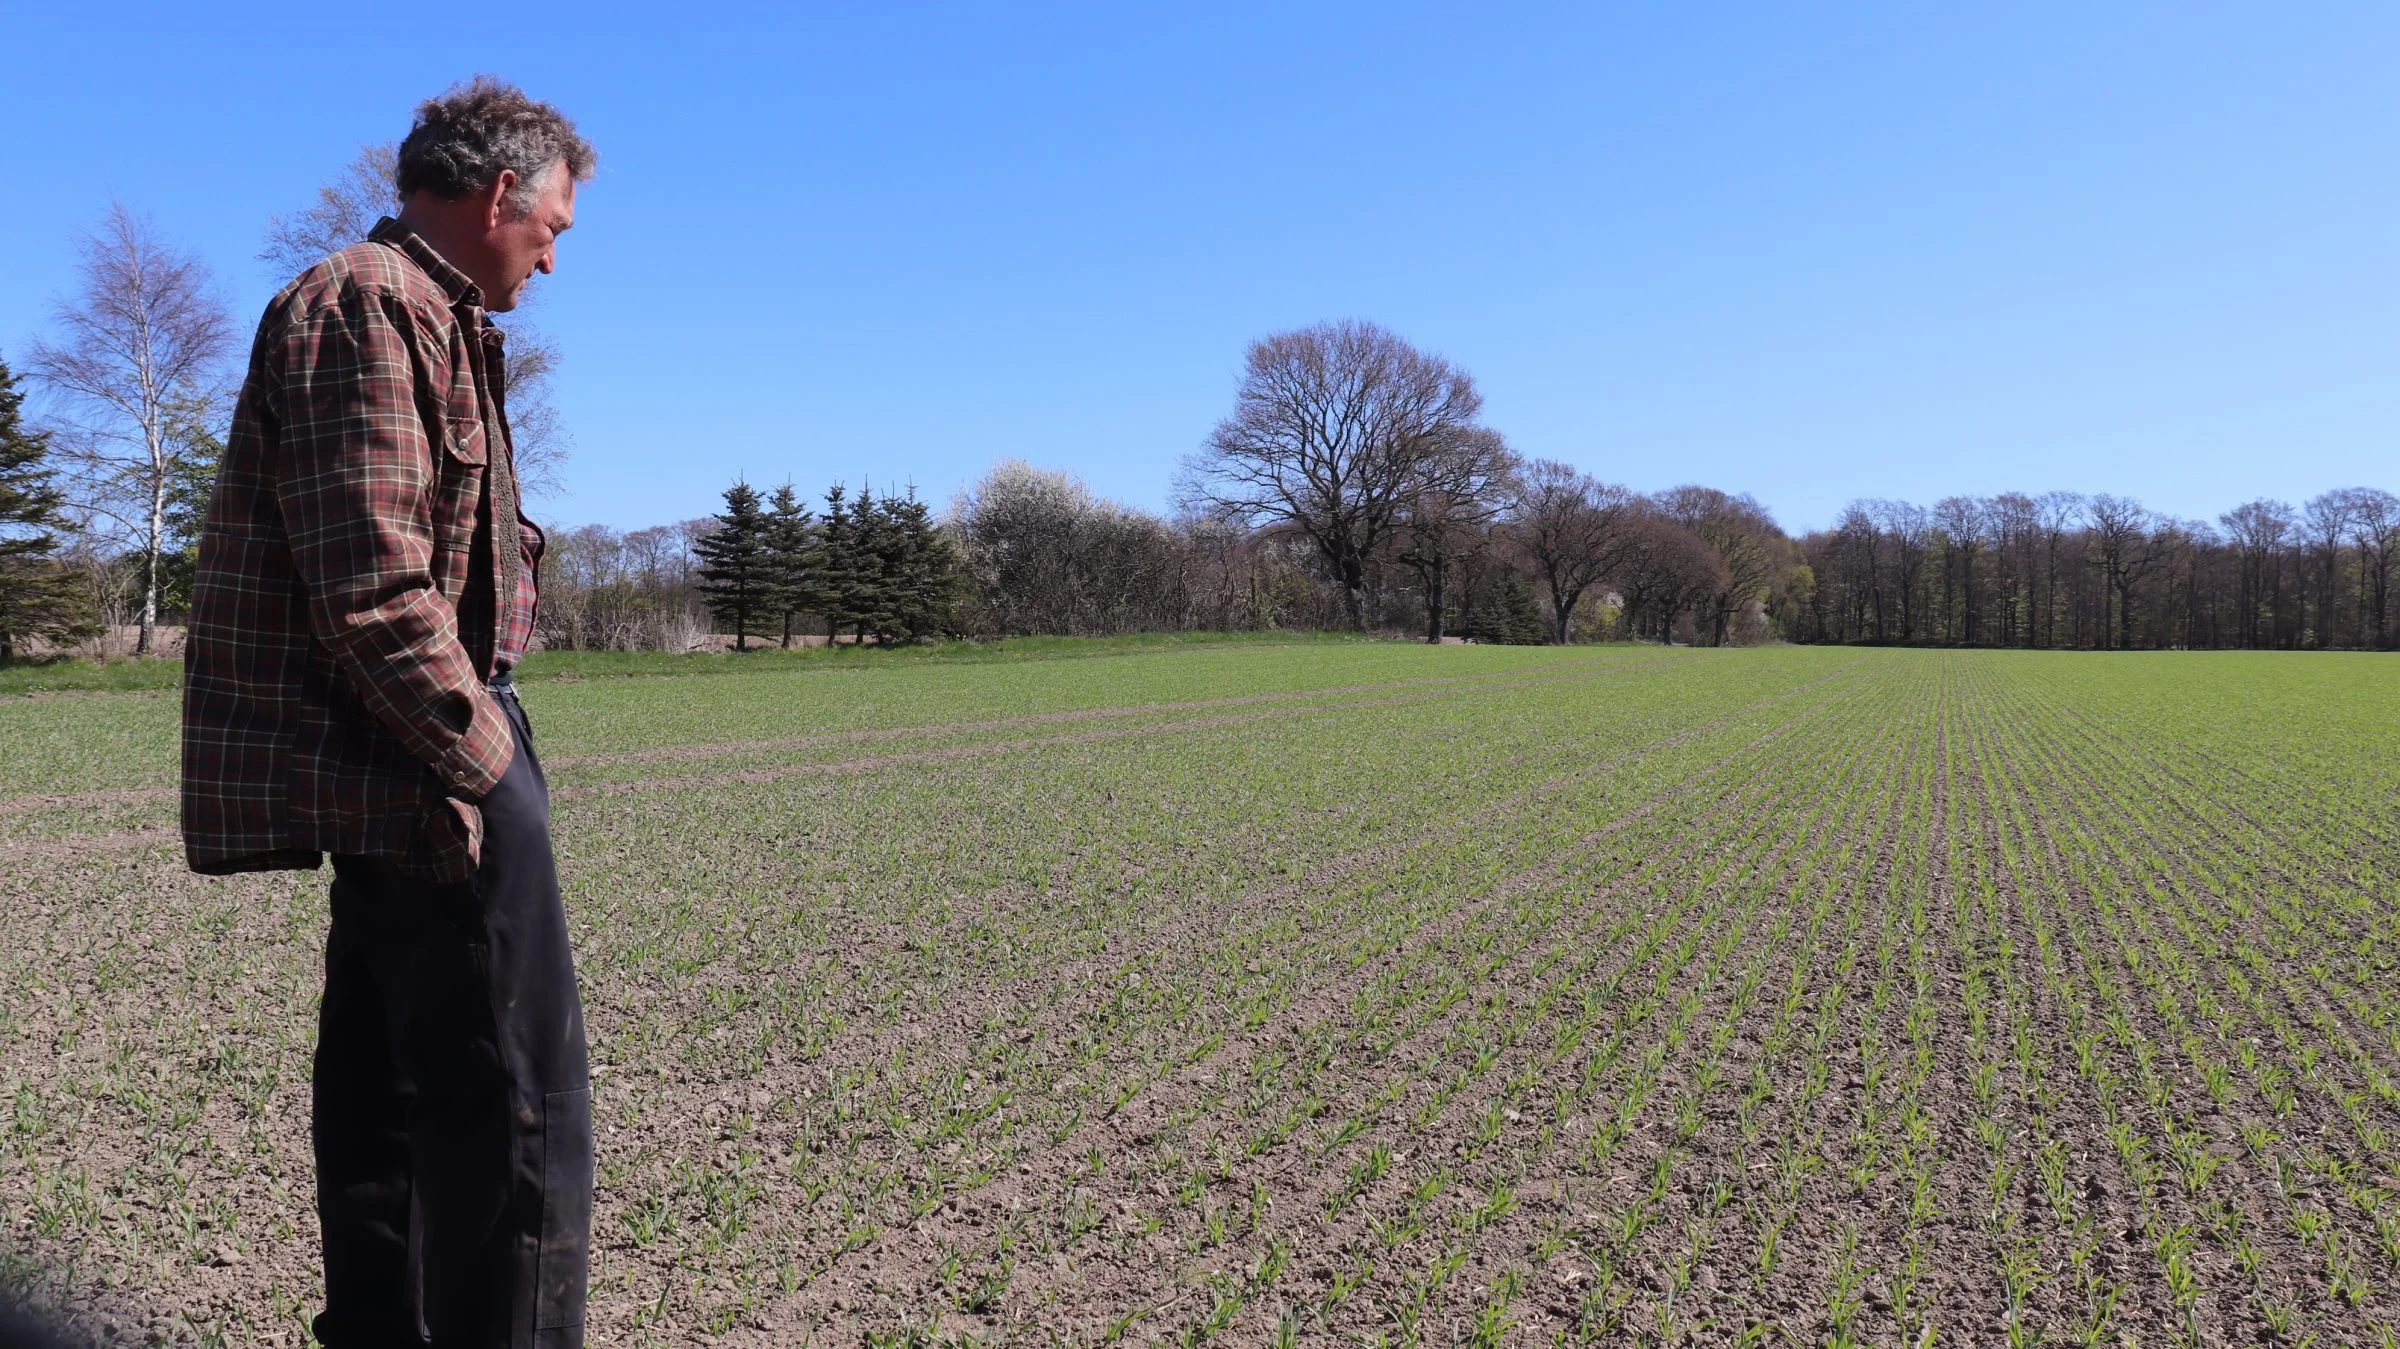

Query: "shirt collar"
left=368, top=216, right=486, bottom=312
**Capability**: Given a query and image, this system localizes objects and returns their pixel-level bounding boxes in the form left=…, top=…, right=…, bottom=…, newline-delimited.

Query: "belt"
left=486, top=672, right=520, bottom=701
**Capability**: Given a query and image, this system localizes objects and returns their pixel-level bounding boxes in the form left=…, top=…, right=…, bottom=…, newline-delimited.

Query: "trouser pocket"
left=536, top=1087, right=592, bottom=1331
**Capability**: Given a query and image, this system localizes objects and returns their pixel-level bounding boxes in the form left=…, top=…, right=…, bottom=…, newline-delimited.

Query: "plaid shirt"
left=182, top=218, right=541, bottom=880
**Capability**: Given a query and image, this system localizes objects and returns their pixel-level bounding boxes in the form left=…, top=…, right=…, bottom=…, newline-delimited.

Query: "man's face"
left=484, top=162, right=577, bottom=312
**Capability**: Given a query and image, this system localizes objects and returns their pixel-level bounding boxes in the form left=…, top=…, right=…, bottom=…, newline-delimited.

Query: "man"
left=182, top=77, right=597, bottom=1349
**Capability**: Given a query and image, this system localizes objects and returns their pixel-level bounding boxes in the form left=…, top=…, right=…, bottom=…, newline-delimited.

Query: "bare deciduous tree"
left=1830, top=503, right=1889, bottom=640
left=2339, top=487, right=2400, bottom=648
left=1869, top=499, right=1934, bottom=642
left=2299, top=491, right=2352, bottom=649
left=261, top=143, right=572, bottom=498
left=1394, top=427, right=1515, bottom=642
left=2087, top=493, right=2162, bottom=649
left=1180, top=320, right=1487, bottom=629
left=2217, top=498, right=2293, bottom=649
left=28, top=206, right=234, bottom=654
left=259, top=143, right=402, bottom=278
left=1985, top=492, right=2038, bottom=644
left=1614, top=511, right=1725, bottom=642
left=2034, top=491, right=2086, bottom=647
left=1511, top=459, right=1634, bottom=645
left=494, top=335, right=571, bottom=500
left=1931, top=495, right=1987, bottom=643
left=1659, top=485, right=1783, bottom=646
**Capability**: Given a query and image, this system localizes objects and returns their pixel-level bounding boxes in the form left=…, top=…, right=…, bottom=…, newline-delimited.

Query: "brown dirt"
left=748, top=671, right=1881, bottom=1339
left=10, top=651, right=2395, bottom=1349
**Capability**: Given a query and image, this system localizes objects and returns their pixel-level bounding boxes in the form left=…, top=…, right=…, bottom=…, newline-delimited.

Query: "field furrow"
left=4, top=644, right=2396, bottom=1348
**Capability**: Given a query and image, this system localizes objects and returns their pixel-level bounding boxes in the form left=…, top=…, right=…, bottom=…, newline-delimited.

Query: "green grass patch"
left=0, top=631, right=1398, bottom=698
left=0, top=655, right=184, bottom=697
left=513, top=629, right=1389, bottom=682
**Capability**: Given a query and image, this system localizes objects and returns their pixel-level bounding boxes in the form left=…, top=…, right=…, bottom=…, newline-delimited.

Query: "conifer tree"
left=846, top=484, right=895, bottom=642
left=694, top=480, right=771, bottom=651
left=876, top=488, right=962, bottom=640
left=0, top=355, right=98, bottom=659
left=1474, top=575, right=1547, bottom=645
left=870, top=490, right=922, bottom=643
left=763, top=483, right=823, bottom=648
left=812, top=482, right=964, bottom=646
left=818, top=483, right=858, bottom=644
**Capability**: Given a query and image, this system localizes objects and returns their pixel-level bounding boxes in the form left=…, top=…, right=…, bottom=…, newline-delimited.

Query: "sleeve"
left=271, top=286, right=514, bottom=799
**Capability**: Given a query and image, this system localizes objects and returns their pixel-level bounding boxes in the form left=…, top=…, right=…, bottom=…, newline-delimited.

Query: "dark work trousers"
left=312, top=686, right=591, bottom=1349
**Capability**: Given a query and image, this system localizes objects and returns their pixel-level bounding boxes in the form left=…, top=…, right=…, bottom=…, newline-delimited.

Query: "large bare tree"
left=261, top=143, right=571, bottom=499
left=1393, top=427, right=1515, bottom=642
left=1931, top=495, right=1987, bottom=643
left=1614, top=511, right=1725, bottom=642
left=2340, top=487, right=2400, bottom=648
left=259, top=143, right=402, bottom=278
left=2299, top=490, right=2352, bottom=648
left=2087, top=493, right=2162, bottom=649
left=1511, top=459, right=1634, bottom=644
left=1659, top=485, right=1783, bottom=646
left=2217, top=498, right=2293, bottom=648
left=28, top=206, right=234, bottom=654
left=2033, top=491, right=2085, bottom=647
left=1180, top=320, right=1488, bottom=629
left=1985, top=491, right=2038, bottom=644
left=1829, top=503, right=1889, bottom=640
left=1868, top=499, right=1934, bottom=642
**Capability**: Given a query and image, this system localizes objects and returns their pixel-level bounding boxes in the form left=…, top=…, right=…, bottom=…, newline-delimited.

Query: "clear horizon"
left=7, top=1, right=2397, bottom=536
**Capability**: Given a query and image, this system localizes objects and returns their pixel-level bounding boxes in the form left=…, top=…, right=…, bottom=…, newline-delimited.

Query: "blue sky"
left=7, top=2, right=2396, bottom=534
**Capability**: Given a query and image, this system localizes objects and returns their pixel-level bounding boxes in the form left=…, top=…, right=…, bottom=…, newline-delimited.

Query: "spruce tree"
left=0, top=355, right=98, bottom=659
left=763, top=483, right=823, bottom=649
left=813, top=483, right=962, bottom=646
left=1474, top=576, right=1546, bottom=645
left=877, top=488, right=962, bottom=640
left=818, top=483, right=856, bottom=644
left=845, top=484, right=895, bottom=643
left=694, top=480, right=771, bottom=652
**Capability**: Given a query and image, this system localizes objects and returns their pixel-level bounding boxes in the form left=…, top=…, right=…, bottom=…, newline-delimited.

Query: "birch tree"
left=28, top=206, right=233, bottom=655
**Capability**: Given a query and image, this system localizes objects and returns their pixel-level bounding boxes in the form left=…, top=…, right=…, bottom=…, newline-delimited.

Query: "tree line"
left=1789, top=490, right=2400, bottom=650
left=3, top=179, right=2394, bottom=656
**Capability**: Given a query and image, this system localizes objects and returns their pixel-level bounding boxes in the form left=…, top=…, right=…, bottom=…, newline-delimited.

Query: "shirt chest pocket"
left=433, top=412, right=489, bottom=565
left=443, top=411, right=490, bottom=466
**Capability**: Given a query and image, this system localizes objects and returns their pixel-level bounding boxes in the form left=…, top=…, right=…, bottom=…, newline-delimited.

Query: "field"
left=4, top=641, right=2400, bottom=1347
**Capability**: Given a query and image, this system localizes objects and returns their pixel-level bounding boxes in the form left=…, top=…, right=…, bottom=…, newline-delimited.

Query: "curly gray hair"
left=396, top=75, right=596, bottom=211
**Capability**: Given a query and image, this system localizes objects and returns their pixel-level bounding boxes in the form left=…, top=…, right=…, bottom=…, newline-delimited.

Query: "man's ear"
left=481, top=169, right=520, bottom=229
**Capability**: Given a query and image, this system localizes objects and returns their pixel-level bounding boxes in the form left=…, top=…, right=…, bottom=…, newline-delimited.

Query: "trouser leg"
left=450, top=696, right=590, bottom=1347
left=314, top=865, right=429, bottom=1348
left=314, top=698, right=590, bottom=1349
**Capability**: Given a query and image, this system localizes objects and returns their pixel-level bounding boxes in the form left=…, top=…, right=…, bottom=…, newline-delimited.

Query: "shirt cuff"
left=432, top=688, right=516, bottom=800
